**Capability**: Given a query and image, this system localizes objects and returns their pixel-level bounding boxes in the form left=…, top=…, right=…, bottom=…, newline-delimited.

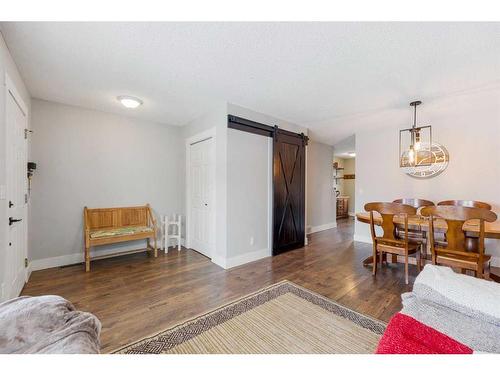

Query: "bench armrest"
left=146, top=204, right=158, bottom=230
left=83, top=207, right=91, bottom=246
left=83, top=207, right=90, bottom=229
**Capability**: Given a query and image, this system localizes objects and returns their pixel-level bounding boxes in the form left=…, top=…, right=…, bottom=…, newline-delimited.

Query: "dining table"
left=355, top=211, right=500, bottom=281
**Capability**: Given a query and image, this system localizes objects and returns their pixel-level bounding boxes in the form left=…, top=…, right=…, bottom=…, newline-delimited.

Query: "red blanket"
left=376, top=313, right=473, bottom=354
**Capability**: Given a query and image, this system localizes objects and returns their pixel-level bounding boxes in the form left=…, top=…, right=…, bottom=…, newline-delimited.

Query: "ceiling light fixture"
left=348, top=152, right=356, bottom=157
left=399, top=100, right=432, bottom=167
left=117, top=95, right=143, bottom=109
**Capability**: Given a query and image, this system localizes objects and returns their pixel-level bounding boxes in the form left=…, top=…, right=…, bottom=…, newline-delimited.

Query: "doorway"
left=227, top=115, right=308, bottom=256
left=333, top=135, right=356, bottom=220
left=273, top=128, right=306, bottom=255
left=186, top=129, right=215, bottom=258
left=5, top=74, right=29, bottom=299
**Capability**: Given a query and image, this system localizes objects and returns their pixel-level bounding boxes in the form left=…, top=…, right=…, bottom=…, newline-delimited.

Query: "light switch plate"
left=0, top=185, right=5, bottom=200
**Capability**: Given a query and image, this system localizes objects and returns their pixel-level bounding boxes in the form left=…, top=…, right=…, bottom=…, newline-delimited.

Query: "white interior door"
left=189, top=137, right=215, bottom=258
left=5, top=83, right=28, bottom=299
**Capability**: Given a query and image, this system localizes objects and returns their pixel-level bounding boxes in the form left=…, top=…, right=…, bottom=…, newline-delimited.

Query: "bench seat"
left=84, top=204, right=158, bottom=272
left=90, top=226, right=153, bottom=239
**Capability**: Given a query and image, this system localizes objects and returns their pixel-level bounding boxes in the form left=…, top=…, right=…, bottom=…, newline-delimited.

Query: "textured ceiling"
left=1, top=22, right=499, bottom=144
left=333, top=135, right=356, bottom=158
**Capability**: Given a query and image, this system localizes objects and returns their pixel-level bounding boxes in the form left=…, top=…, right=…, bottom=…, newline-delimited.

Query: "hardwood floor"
left=22, top=218, right=417, bottom=353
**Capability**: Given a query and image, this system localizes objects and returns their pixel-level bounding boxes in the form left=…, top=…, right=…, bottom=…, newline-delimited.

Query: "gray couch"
left=0, top=295, right=101, bottom=354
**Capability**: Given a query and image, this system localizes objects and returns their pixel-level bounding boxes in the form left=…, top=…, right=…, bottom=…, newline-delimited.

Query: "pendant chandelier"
left=399, top=101, right=432, bottom=167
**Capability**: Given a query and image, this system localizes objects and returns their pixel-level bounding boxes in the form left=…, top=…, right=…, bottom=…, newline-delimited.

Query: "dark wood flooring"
left=22, top=218, right=417, bottom=353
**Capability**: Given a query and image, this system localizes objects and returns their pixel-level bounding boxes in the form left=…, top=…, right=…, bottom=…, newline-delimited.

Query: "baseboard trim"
left=31, top=238, right=271, bottom=273
left=31, top=253, right=84, bottom=271
left=212, top=248, right=270, bottom=270
left=307, top=222, right=337, bottom=234
left=30, top=239, right=185, bottom=272
left=353, top=234, right=372, bottom=244
left=210, top=255, right=227, bottom=269
left=226, top=248, right=271, bottom=269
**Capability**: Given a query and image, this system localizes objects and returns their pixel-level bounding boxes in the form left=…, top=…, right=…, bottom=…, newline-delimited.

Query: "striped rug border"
left=113, top=280, right=386, bottom=354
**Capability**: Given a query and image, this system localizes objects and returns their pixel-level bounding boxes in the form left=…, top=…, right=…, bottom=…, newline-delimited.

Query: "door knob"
left=9, top=217, right=22, bottom=226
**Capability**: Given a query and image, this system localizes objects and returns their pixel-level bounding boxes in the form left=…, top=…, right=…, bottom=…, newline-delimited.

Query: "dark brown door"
left=273, top=129, right=306, bottom=255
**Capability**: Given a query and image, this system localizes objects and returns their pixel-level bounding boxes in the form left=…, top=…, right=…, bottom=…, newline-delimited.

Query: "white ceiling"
left=333, top=135, right=355, bottom=158
left=1, top=22, right=499, bottom=144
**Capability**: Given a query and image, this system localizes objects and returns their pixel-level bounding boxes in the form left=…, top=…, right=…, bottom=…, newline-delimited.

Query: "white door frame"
left=185, top=127, right=216, bottom=258
left=267, top=138, right=273, bottom=256
left=4, top=73, right=29, bottom=299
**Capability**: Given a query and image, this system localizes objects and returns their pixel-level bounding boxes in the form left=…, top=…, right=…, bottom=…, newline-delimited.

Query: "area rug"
left=114, top=280, right=386, bottom=354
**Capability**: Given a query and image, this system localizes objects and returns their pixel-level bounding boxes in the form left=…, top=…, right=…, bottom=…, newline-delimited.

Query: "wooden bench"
left=83, top=204, right=158, bottom=272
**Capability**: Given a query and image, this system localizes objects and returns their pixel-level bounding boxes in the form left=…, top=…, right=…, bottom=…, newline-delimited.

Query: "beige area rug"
left=114, top=281, right=386, bottom=354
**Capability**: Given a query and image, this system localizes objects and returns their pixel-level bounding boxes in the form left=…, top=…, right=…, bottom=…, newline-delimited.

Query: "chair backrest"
left=393, top=198, right=434, bottom=209
left=84, top=205, right=153, bottom=230
left=364, top=202, right=417, bottom=241
left=437, top=200, right=492, bottom=210
left=420, top=206, right=497, bottom=255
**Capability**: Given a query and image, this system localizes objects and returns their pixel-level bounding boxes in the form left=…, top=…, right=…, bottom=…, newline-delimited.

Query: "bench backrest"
left=84, top=205, right=152, bottom=230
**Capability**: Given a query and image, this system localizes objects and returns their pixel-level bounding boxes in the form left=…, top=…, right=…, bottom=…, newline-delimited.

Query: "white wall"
left=26, top=96, right=318, bottom=272
left=354, top=88, right=500, bottom=264
left=306, top=141, right=336, bottom=233
left=332, top=135, right=355, bottom=157
left=226, top=128, right=272, bottom=267
left=29, top=99, right=184, bottom=269
left=182, top=102, right=228, bottom=266
left=225, top=103, right=309, bottom=266
left=228, top=103, right=308, bottom=135
left=0, top=32, right=30, bottom=298
left=182, top=103, right=312, bottom=269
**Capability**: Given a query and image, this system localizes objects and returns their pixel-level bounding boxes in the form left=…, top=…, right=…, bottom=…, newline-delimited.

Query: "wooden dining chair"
left=437, top=200, right=493, bottom=251
left=392, top=199, right=434, bottom=257
left=438, top=200, right=492, bottom=210
left=420, top=206, right=497, bottom=279
left=393, top=198, right=435, bottom=209
left=364, top=202, right=423, bottom=284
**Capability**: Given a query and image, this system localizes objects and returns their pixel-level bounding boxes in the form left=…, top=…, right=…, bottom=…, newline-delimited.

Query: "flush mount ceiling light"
left=348, top=152, right=356, bottom=157
left=117, top=95, right=143, bottom=109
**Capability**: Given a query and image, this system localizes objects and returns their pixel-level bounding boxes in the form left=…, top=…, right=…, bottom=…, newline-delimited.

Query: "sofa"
left=377, top=264, right=500, bottom=354
left=0, top=295, right=101, bottom=354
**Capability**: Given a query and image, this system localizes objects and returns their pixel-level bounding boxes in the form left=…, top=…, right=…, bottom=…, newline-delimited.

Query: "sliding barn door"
left=273, top=129, right=306, bottom=255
